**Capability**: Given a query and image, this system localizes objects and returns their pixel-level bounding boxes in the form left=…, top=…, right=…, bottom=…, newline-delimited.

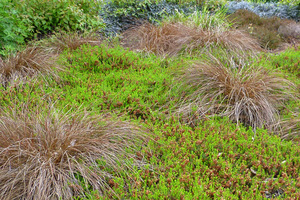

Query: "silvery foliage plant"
left=226, top=1, right=299, bottom=20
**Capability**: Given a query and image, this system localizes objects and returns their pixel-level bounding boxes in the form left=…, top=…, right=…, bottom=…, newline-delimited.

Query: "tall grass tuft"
left=164, top=7, right=230, bottom=31
left=0, top=46, right=57, bottom=86
left=176, top=55, right=296, bottom=131
left=279, top=116, right=300, bottom=141
left=39, top=31, right=103, bottom=54
left=0, top=105, right=146, bottom=199
left=122, top=12, right=261, bottom=56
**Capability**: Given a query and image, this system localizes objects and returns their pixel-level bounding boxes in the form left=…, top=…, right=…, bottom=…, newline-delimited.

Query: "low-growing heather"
left=0, top=43, right=177, bottom=120
left=55, top=44, right=177, bottom=118
left=103, top=117, right=300, bottom=199
left=261, top=47, right=300, bottom=78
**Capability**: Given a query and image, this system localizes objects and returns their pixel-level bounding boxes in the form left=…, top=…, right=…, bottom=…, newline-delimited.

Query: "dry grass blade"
left=122, top=22, right=261, bottom=56
left=278, top=116, right=300, bottom=141
left=176, top=55, right=296, bottom=131
left=0, top=105, right=147, bottom=199
left=0, top=46, right=58, bottom=86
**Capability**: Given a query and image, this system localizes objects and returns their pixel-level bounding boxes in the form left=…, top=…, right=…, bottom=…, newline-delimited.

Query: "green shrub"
left=13, top=0, right=105, bottom=40
left=280, top=0, right=300, bottom=6
left=0, top=0, right=28, bottom=57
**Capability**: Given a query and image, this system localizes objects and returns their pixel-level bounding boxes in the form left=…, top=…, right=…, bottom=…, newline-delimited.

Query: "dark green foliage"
left=100, top=0, right=201, bottom=35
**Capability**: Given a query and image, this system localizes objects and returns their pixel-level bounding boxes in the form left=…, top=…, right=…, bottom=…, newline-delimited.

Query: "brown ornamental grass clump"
left=228, top=9, right=299, bottom=50
left=122, top=21, right=261, bottom=56
left=40, top=31, right=102, bottom=54
left=0, top=46, right=57, bottom=86
left=0, top=106, right=146, bottom=199
left=176, top=55, right=296, bottom=131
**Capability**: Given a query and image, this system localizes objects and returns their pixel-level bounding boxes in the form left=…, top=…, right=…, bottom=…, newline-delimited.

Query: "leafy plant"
left=13, top=0, right=105, bottom=40
left=0, top=0, right=28, bottom=57
left=100, top=0, right=200, bottom=35
left=280, top=0, right=300, bottom=6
